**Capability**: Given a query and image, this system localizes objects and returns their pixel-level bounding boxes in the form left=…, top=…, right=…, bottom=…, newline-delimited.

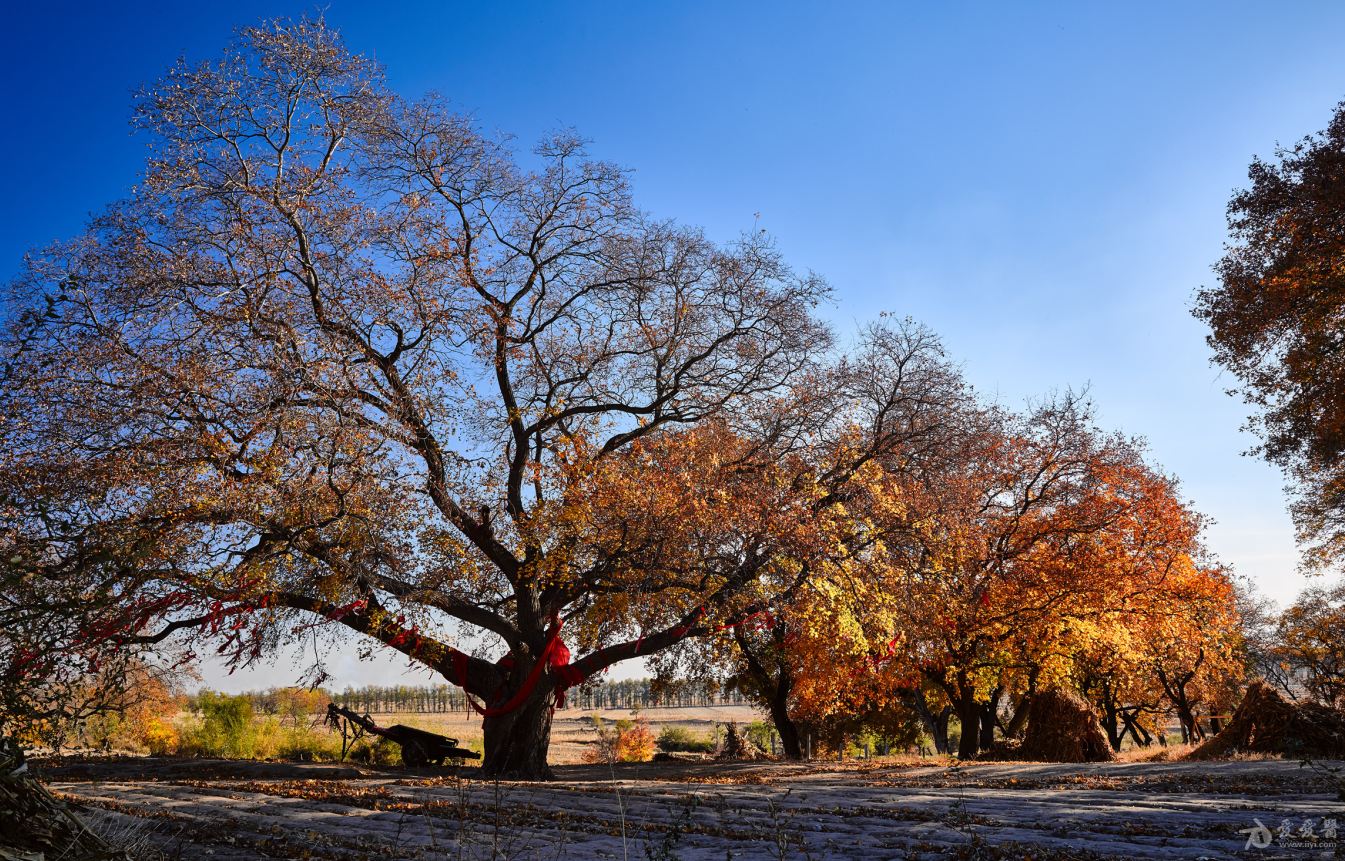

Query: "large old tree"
left=0, top=20, right=960, bottom=776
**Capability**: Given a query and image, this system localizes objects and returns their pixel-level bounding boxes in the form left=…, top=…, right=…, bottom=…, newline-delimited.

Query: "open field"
left=40, top=755, right=1344, bottom=860
left=355, top=704, right=766, bottom=764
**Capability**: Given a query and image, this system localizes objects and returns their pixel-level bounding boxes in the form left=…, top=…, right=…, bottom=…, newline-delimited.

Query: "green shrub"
left=348, top=736, right=402, bottom=765
left=657, top=725, right=713, bottom=753
left=842, top=733, right=873, bottom=757
left=179, top=691, right=261, bottom=758
left=83, top=712, right=125, bottom=753
left=273, top=726, right=342, bottom=762
left=178, top=691, right=343, bottom=761
left=199, top=691, right=253, bottom=731
left=745, top=721, right=775, bottom=752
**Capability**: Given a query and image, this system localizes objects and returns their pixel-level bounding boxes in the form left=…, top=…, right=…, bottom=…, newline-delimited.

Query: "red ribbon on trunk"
left=446, top=608, right=774, bottom=717
left=453, top=620, right=586, bottom=717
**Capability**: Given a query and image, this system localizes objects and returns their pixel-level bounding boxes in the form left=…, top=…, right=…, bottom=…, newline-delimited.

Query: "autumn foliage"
left=1194, top=98, right=1345, bottom=571
left=582, top=718, right=656, bottom=764
left=0, top=18, right=977, bottom=776
left=0, top=15, right=1287, bottom=773
left=1269, top=580, right=1345, bottom=709
left=716, top=393, right=1249, bottom=759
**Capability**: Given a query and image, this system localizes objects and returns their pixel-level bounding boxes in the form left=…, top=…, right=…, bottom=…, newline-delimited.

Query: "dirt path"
left=42, top=757, right=1344, bottom=860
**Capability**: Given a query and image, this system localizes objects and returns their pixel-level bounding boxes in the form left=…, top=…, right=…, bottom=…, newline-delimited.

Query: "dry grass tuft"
left=1118, top=742, right=1192, bottom=763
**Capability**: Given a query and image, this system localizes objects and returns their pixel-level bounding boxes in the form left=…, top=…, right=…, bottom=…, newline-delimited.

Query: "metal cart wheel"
left=401, top=739, right=429, bottom=767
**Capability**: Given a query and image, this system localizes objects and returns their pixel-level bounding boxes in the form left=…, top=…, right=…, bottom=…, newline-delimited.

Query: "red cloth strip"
left=443, top=610, right=774, bottom=718
left=454, top=622, right=575, bottom=718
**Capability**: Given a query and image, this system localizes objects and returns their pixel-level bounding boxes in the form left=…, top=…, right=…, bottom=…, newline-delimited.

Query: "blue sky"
left=5, top=1, right=1344, bottom=691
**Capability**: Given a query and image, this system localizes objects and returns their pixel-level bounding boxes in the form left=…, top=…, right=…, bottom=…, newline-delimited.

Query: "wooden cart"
left=325, top=703, right=481, bottom=766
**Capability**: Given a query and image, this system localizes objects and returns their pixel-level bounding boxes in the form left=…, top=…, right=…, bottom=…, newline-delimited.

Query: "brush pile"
left=1186, top=680, right=1345, bottom=760
left=716, top=722, right=769, bottom=761
left=980, top=688, right=1116, bottom=762
left=0, top=734, right=132, bottom=861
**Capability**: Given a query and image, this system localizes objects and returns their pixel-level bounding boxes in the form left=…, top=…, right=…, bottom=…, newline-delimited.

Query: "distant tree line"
left=320, top=679, right=745, bottom=715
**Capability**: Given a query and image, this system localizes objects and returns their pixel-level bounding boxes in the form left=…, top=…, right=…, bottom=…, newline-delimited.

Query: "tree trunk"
left=955, top=697, right=981, bottom=759
left=481, top=687, right=556, bottom=779
left=1106, top=704, right=1129, bottom=751
left=925, top=670, right=979, bottom=756
left=1155, top=652, right=1205, bottom=747
left=1100, top=705, right=1122, bottom=752
left=774, top=712, right=803, bottom=760
left=764, top=683, right=803, bottom=759
left=1006, top=666, right=1039, bottom=739
left=977, top=687, right=1002, bottom=751
left=1005, top=694, right=1030, bottom=738
left=732, top=624, right=804, bottom=759
left=1173, top=702, right=1202, bottom=743
left=932, top=705, right=951, bottom=754
left=1122, top=711, right=1152, bottom=747
left=761, top=645, right=803, bottom=759
left=908, top=690, right=951, bottom=754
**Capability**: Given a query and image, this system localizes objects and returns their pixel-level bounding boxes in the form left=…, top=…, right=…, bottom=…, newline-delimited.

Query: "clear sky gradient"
left=5, top=1, right=1344, bottom=691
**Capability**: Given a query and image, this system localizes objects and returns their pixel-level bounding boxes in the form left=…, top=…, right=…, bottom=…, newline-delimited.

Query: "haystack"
left=1012, top=688, right=1116, bottom=763
left=717, top=722, right=769, bottom=761
left=1186, top=680, right=1345, bottom=761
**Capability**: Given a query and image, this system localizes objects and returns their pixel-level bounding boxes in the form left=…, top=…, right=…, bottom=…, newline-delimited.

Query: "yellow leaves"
left=140, top=715, right=181, bottom=755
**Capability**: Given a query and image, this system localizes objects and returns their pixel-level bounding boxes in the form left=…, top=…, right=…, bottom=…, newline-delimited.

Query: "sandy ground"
left=39, top=754, right=1345, bottom=860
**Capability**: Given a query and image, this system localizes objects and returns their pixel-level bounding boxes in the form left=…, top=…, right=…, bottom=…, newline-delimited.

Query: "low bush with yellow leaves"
left=583, top=717, right=656, bottom=763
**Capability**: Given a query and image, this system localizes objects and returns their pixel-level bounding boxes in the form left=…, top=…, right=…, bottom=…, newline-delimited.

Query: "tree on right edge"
left=1194, top=99, right=1345, bottom=571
